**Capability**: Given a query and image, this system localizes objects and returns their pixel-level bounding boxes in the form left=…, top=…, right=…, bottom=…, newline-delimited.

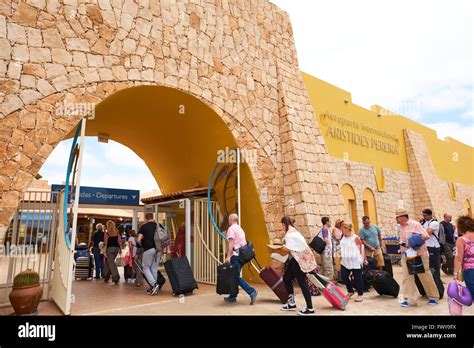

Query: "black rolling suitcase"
left=164, top=256, right=198, bottom=295
left=415, top=268, right=444, bottom=299
left=370, top=270, right=399, bottom=297
left=350, top=256, right=377, bottom=292
left=124, top=265, right=135, bottom=281
left=382, top=253, right=393, bottom=277
left=216, top=263, right=239, bottom=295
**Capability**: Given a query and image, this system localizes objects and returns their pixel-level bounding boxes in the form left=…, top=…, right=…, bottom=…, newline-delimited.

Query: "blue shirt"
left=359, top=224, right=381, bottom=249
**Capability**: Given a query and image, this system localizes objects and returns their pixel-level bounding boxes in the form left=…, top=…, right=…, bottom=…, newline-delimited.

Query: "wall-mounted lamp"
left=98, top=133, right=109, bottom=143
left=344, top=99, right=350, bottom=104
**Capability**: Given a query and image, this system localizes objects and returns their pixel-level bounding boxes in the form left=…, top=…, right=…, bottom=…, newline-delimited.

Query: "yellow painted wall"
left=69, top=86, right=269, bottom=276
left=302, top=73, right=474, bottom=188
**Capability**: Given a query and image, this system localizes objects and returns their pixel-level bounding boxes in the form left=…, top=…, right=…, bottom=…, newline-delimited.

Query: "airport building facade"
left=0, top=0, right=473, bottom=263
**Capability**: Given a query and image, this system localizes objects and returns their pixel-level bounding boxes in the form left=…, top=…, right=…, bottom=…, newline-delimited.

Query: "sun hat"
left=395, top=208, right=409, bottom=218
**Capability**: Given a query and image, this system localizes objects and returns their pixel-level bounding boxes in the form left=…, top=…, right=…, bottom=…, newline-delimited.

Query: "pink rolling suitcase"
left=309, top=272, right=349, bottom=311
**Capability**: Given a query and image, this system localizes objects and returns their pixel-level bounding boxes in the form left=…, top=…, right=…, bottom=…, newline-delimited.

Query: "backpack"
left=153, top=222, right=170, bottom=252
left=427, top=219, right=445, bottom=245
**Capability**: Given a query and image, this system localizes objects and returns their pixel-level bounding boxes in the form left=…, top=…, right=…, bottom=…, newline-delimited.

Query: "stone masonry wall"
left=404, top=129, right=474, bottom=221
left=0, top=0, right=348, bottom=241
left=332, top=159, right=416, bottom=235
left=332, top=130, right=474, bottom=237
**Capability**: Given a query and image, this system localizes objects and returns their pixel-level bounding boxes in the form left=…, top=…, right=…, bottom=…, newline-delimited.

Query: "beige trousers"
left=320, top=252, right=334, bottom=280
left=400, top=254, right=439, bottom=303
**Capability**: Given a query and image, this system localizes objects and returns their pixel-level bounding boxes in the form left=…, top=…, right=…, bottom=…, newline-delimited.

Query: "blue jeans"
left=463, top=269, right=474, bottom=297
left=92, top=247, right=104, bottom=278
left=229, top=256, right=255, bottom=298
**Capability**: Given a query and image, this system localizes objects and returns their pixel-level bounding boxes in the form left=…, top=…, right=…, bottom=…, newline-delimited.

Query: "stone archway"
left=0, top=0, right=349, bottom=244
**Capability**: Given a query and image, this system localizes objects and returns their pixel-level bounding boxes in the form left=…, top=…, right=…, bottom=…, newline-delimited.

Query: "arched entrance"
left=82, top=85, right=268, bottom=254
left=44, top=85, right=270, bottom=314
left=341, top=184, right=359, bottom=232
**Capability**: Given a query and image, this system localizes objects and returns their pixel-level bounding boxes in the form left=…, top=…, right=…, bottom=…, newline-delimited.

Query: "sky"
left=39, top=1, right=473, bottom=193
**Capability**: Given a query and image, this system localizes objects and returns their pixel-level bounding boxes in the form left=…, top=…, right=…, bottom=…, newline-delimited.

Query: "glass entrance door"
left=144, top=199, right=191, bottom=265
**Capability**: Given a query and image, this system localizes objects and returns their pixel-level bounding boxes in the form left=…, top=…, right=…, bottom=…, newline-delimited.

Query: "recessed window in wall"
left=341, top=183, right=359, bottom=233
left=362, top=188, right=378, bottom=225
left=465, top=199, right=472, bottom=217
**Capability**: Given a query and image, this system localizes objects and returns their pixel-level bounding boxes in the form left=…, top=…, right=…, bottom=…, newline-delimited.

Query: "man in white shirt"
left=421, top=208, right=442, bottom=280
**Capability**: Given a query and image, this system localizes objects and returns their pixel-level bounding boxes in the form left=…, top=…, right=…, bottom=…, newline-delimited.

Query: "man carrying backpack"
left=137, top=212, right=161, bottom=296
left=421, top=209, right=442, bottom=280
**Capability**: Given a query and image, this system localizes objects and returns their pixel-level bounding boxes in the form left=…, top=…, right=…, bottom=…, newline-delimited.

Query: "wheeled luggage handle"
left=249, top=260, right=260, bottom=274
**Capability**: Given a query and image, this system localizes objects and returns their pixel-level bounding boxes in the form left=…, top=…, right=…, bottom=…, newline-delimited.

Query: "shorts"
left=365, top=247, right=385, bottom=267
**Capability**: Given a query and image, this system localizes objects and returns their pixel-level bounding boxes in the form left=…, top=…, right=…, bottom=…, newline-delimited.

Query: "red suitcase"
left=259, top=266, right=289, bottom=304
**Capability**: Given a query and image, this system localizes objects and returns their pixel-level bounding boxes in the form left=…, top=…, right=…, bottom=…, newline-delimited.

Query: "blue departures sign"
left=51, top=185, right=140, bottom=206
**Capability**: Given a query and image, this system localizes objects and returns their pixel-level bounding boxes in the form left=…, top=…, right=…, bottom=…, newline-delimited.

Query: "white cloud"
left=428, top=122, right=474, bottom=146
left=102, top=141, right=148, bottom=168
left=41, top=141, right=70, bottom=168
left=40, top=139, right=159, bottom=193
left=417, top=86, right=473, bottom=115
left=270, top=0, right=473, bottom=122
left=461, top=110, right=474, bottom=121
left=41, top=139, right=105, bottom=170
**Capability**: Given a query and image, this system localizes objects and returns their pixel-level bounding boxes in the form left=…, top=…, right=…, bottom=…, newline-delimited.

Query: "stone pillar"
left=275, top=59, right=349, bottom=240
left=404, top=129, right=447, bottom=219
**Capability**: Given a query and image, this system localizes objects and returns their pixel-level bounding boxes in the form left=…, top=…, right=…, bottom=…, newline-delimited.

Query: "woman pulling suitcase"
left=279, top=216, right=318, bottom=316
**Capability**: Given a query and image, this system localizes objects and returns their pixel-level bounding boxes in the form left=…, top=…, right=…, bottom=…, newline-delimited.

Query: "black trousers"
left=341, top=265, right=363, bottom=296
left=428, top=246, right=442, bottom=280
left=441, top=243, right=455, bottom=274
left=283, top=257, right=313, bottom=309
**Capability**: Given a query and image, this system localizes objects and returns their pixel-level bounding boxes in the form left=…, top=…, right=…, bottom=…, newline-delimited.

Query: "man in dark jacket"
left=440, top=213, right=456, bottom=275
left=89, top=223, right=105, bottom=279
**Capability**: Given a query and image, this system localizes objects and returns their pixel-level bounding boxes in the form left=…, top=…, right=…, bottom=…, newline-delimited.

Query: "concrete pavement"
left=2, top=264, right=472, bottom=316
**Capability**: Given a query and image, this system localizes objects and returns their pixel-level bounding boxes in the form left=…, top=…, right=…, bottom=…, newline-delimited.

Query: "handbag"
left=447, top=280, right=472, bottom=306
left=124, top=241, right=133, bottom=267
left=238, top=241, right=255, bottom=264
left=406, top=256, right=425, bottom=275
left=115, top=255, right=125, bottom=267
left=309, top=236, right=326, bottom=254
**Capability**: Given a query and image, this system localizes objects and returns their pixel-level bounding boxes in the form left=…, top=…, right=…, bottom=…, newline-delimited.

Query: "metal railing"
left=1, top=191, right=59, bottom=307
left=193, top=199, right=226, bottom=285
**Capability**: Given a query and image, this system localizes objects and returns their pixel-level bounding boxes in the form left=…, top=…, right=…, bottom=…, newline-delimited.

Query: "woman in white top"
left=127, top=230, right=143, bottom=286
left=340, top=221, right=367, bottom=302
left=279, top=216, right=318, bottom=316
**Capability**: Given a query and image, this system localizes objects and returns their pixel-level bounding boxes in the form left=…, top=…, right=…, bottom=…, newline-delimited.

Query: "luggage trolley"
left=383, top=235, right=401, bottom=265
